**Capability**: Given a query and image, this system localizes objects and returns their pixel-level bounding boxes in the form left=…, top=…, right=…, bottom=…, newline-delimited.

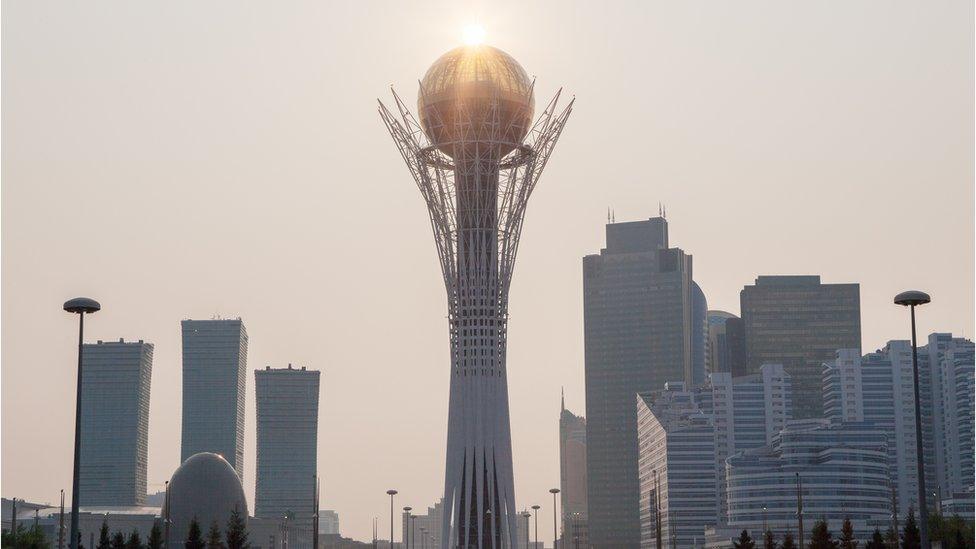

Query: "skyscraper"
left=583, top=216, right=695, bottom=548
left=255, top=365, right=320, bottom=521
left=180, top=318, right=248, bottom=479
left=740, top=275, right=860, bottom=419
left=706, top=311, right=746, bottom=377
left=380, top=44, right=572, bottom=548
left=691, top=283, right=708, bottom=387
left=79, top=339, right=153, bottom=506
left=559, top=391, right=587, bottom=547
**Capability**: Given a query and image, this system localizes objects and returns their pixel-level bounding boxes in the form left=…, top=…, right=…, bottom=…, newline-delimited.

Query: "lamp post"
left=521, top=511, right=531, bottom=549
left=895, top=289, right=931, bottom=549
left=419, top=528, right=425, bottom=549
left=549, top=488, right=560, bottom=549
left=64, top=297, right=100, bottom=549
left=531, top=505, right=540, bottom=548
left=403, top=507, right=412, bottom=549
left=386, top=490, right=398, bottom=548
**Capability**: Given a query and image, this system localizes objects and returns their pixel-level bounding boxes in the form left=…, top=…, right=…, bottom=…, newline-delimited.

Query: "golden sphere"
left=418, top=45, right=535, bottom=157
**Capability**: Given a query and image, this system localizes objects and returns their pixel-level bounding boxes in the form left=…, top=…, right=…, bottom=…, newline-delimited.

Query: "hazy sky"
left=2, top=1, right=973, bottom=542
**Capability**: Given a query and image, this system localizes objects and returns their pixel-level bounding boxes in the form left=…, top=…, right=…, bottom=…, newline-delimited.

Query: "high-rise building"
left=636, top=386, right=716, bottom=549
left=920, top=334, right=974, bottom=504
left=691, top=283, right=708, bottom=387
left=559, top=391, right=587, bottom=547
left=740, top=275, right=860, bottom=419
left=319, top=510, right=340, bottom=535
left=698, top=364, right=791, bottom=520
left=824, top=334, right=975, bottom=517
left=725, top=420, right=891, bottom=539
left=823, top=344, right=921, bottom=516
left=79, top=339, right=153, bottom=506
left=180, top=318, right=248, bottom=479
left=255, top=365, right=320, bottom=525
left=706, top=311, right=746, bottom=377
left=583, top=216, right=695, bottom=548
left=381, top=44, right=573, bottom=549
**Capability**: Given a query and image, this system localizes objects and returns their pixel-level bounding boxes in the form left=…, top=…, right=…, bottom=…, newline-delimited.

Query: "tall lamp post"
left=409, top=515, right=417, bottom=549
left=531, top=505, right=540, bottom=548
left=402, top=507, right=412, bottom=549
left=549, top=488, right=560, bottom=549
left=521, top=511, right=531, bottom=549
left=895, top=289, right=931, bottom=548
left=64, top=297, right=100, bottom=549
left=386, top=490, right=397, bottom=548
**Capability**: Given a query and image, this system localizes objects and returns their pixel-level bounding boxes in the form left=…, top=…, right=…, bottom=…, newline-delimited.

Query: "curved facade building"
left=164, top=452, right=248, bottom=544
left=726, top=420, right=890, bottom=539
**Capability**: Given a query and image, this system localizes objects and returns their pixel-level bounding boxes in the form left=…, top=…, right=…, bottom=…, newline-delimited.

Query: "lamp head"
left=894, top=290, right=931, bottom=307
left=549, top=488, right=560, bottom=494
left=403, top=506, right=412, bottom=512
left=387, top=489, right=398, bottom=496
left=64, top=297, right=101, bottom=314
left=531, top=505, right=540, bottom=510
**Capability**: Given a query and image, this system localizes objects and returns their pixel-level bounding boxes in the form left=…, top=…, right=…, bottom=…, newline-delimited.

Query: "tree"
left=780, top=532, right=796, bottom=549
left=809, top=518, right=838, bottom=549
left=146, top=524, right=163, bottom=549
left=224, top=507, right=248, bottom=549
left=126, top=529, right=142, bottom=549
left=110, top=532, right=126, bottom=549
left=733, top=529, right=756, bottom=549
left=97, top=523, right=111, bottom=549
left=185, top=519, right=204, bottom=549
left=763, top=529, right=778, bottom=549
left=206, top=522, right=224, bottom=549
left=882, top=526, right=898, bottom=549
left=864, top=528, right=885, bottom=549
left=950, top=527, right=967, bottom=549
left=901, top=508, right=921, bottom=549
left=3, top=524, right=52, bottom=549
left=839, top=518, right=858, bottom=549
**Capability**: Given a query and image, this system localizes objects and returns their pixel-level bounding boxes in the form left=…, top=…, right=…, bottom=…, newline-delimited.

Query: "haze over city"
left=2, top=1, right=973, bottom=545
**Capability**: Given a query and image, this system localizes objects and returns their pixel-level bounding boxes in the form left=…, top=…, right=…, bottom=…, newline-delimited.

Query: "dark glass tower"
left=582, top=217, right=694, bottom=549
left=740, top=275, right=860, bottom=419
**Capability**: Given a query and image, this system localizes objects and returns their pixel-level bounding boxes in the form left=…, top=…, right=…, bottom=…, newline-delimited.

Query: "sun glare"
left=462, top=23, right=486, bottom=46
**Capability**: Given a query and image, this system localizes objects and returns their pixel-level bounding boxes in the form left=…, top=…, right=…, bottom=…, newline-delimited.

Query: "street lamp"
left=895, top=289, right=931, bottom=549
left=419, top=528, right=425, bottom=549
left=64, top=296, right=100, bottom=549
left=531, top=505, right=541, bottom=548
left=521, top=511, right=531, bottom=549
left=549, top=488, right=560, bottom=549
left=403, top=507, right=412, bottom=549
left=386, top=490, right=398, bottom=548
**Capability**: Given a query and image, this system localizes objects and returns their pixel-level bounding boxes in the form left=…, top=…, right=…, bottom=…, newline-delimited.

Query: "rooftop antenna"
left=607, top=207, right=611, bottom=223
left=611, top=209, right=615, bottom=223
left=663, top=204, right=667, bottom=219
left=561, top=387, right=565, bottom=412
left=659, top=202, right=662, bottom=217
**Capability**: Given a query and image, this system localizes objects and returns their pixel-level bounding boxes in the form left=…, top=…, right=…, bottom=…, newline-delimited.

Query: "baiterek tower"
left=380, top=44, right=572, bottom=549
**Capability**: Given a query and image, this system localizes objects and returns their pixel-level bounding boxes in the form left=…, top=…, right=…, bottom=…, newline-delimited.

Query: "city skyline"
left=2, top=1, right=974, bottom=544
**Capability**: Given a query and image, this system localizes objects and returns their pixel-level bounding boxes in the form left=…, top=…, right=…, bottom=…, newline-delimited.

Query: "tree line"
left=730, top=509, right=974, bottom=549
left=2, top=508, right=250, bottom=549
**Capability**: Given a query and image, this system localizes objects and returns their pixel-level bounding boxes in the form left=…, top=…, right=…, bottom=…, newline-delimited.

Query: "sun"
left=462, top=23, right=486, bottom=46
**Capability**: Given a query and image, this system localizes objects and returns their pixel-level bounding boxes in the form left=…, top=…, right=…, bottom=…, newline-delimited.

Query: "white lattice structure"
left=379, top=45, right=572, bottom=549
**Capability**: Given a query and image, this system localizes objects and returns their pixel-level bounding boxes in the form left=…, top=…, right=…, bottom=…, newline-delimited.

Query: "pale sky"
left=2, top=1, right=973, bottom=542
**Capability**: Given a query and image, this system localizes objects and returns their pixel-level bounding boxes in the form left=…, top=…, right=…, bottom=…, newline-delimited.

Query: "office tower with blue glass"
left=180, top=318, right=248, bottom=479
left=79, top=339, right=153, bottom=506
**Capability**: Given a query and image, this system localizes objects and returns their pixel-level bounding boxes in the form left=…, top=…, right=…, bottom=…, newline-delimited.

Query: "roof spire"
left=607, top=207, right=611, bottom=223
left=561, top=387, right=565, bottom=412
